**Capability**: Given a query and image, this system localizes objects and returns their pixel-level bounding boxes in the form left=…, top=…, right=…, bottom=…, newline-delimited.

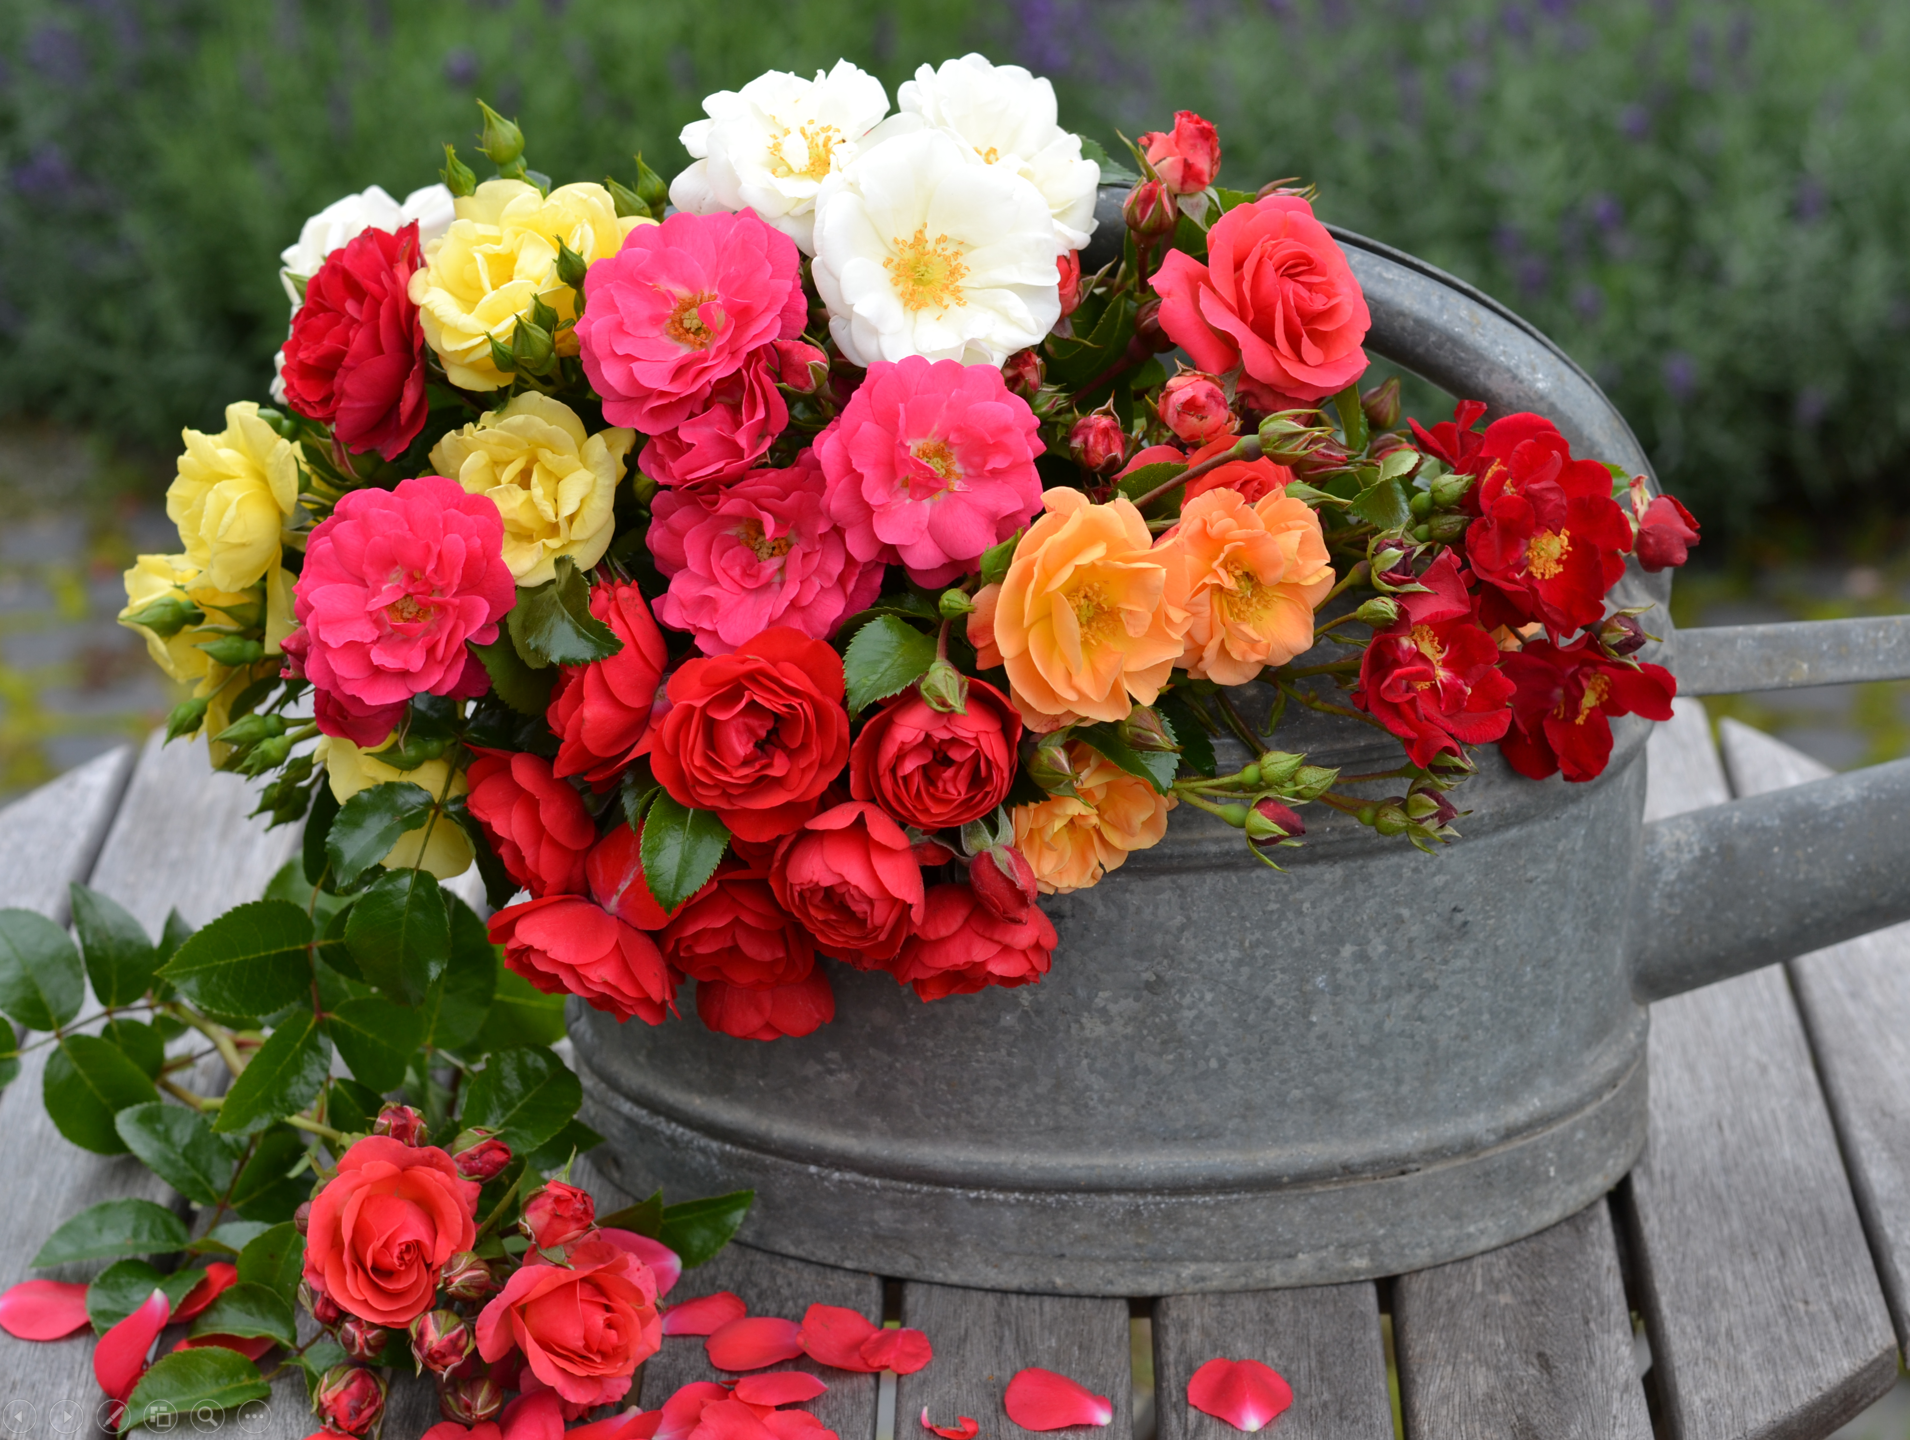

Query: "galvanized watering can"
left=572, top=209, right=1910, bottom=1295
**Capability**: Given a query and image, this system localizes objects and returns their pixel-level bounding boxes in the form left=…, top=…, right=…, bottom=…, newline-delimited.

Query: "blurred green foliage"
left=2, top=0, right=1906, bottom=538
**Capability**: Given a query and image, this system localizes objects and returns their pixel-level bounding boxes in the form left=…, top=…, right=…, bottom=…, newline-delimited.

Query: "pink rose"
left=649, top=448, right=883, bottom=655
left=474, top=1235, right=660, bottom=1408
left=819, top=357, right=1044, bottom=588
left=639, top=357, right=786, bottom=491
left=1149, top=194, right=1370, bottom=407
left=577, top=209, right=807, bottom=434
left=290, top=475, right=515, bottom=710
left=893, top=883, right=1057, bottom=1002
left=1139, top=111, right=1221, bottom=194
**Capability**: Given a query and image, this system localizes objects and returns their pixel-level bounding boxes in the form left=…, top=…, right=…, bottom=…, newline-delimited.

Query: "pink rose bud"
left=1135, top=296, right=1175, bottom=354
left=336, top=1315, right=387, bottom=1363
left=1248, top=799, right=1307, bottom=845
left=453, top=1134, right=513, bottom=1182
left=437, top=1251, right=498, bottom=1303
left=300, top=1280, right=342, bottom=1328
left=1140, top=110, right=1221, bottom=194
left=409, top=1308, right=475, bottom=1377
left=1002, top=348, right=1044, bottom=400
left=1598, top=613, right=1650, bottom=657
left=1123, top=179, right=1178, bottom=241
left=1068, top=411, right=1128, bottom=476
left=293, top=1201, right=312, bottom=1235
left=315, top=1364, right=386, bottom=1437
left=1361, top=377, right=1402, bottom=430
left=1056, top=250, right=1083, bottom=317
left=1159, top=369, right=1237, bottom=445
left=969, top=846, right=1038, bottom=923
left=1634, top=493, right=1700, bottom=572
left=373, top=1104, right=427, bottom=1146
left=520, top=1180, right=596, bottom=1250
left=771, top=339, right=830, bottom=394
left=437, top=1369, right=505, bottom=1426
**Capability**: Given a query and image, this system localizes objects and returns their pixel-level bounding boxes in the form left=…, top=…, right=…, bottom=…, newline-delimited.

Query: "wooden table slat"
left=1621, top=700, right=1897, bottom=1440
left=0, top=746, right=133, bottom=926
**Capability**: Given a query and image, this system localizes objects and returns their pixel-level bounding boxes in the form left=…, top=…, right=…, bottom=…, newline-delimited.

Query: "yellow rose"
left=429, top=393, right=633, bottom=585
left=316, top=736, right=473, bottom=880
left=119, top=553, right=255, bottom=683
left=167, top=402, right=299, bottom=593
left=409, top=179, right=649, bottom=391
left=1013, top=743, right=1175, bottom=895
left=199, top=659, right=283, bottom=767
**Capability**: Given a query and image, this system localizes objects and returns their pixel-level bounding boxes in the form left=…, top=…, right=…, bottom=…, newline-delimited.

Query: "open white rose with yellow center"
left=897, top=53, right=1100, bottom=251
left=409, top=179, right=648, bottom=391
left=167, top=401, right=299, bottom=594
left=670, top=59, right=891, bottom=255
left=429, top=393, right=634, bottom=586
left=811, top=126, right=1062, bottom=368
left=316, top=736, right=473, bottom=879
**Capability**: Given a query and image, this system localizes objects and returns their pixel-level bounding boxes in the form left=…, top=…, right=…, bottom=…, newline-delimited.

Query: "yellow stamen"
left=386, top=595, right=430, bottom=625
left=736, top=519, right=793, bottom=562
left=665, top=290, right=721, bottom=350
left=1525, top=529, right=1570, bottom=580
left=768, top=121, right=844, bottom=182
left=975, top=145, right=1001, bottom=164
left=884, top=227, right=969, bottom=313
left=1573, top=672, right=1612, bottom=725
left=908, top=438, right=961, bottom=496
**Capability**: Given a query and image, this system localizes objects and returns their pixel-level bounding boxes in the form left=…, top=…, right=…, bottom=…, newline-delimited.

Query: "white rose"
left=811, top=125, right=1062, bottom=368
left=897, top=53, right=1100, bottom=251
left=278, top=182, right=458, bottom=307
left=669, top=59, right=891, bottom=254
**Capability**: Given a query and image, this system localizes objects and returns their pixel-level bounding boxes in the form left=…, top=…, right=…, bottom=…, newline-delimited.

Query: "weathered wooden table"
left=0, top=698, right=1904, bottom=1439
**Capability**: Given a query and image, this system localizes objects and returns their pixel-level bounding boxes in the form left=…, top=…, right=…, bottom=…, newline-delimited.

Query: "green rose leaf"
left=302, top=782, right=340, bottom=886
left=596, top=1189, right=664, bottom=1238
left=508, top=555, right=622, bottom=667
left=469, top=968, right=566, bottom=1052
left=1350, top=475, right=1411, bottom=533
left=188, top=1220, right=272, bottom=1258
left=214, top=1011, right=330, bottom=1137
left=188, top=1280, right=297, bottom=1346
left=324, top=994, right=426, bottom=1092
left=1115, top=461, right=1188, bottom=503
left=659, top=1190, right=755, bottom=1269
left=521, top=1117, right=605, bottom=1174
left=640, top=793, right=730, bottom=915
left=115, top=1101, right=236, bottom=1206
left=473, top=633, right=558, bottom=714
left=0, top=907, right=84, bottom=1030
left=43, top=1034, right=160, bottom=1153
left=842, top=614, right=937, bottom=715
left=158, top=899, right=314, bottom=1021
left=326, top=781, right=437, bottom=886
left=1073, top=721, right=1180, bottom=796
left=86, top=1260, right=203, bottom=1335
left=68, top=884, right=158, bottom=1007
left=345, top=866, right=450, bottom=1005
left=1155, top=693, right=1218, bottom=779
left=323, top=1076, right=385, bottom=1137
left=123, top=1348, right=269, bottom=1431
left=102, top=1018, right=165, bottom=1079
left=461, top=1046, right=582, bottom=1155
left=228, top=1125, right=312, bottom=1223
left=979, top=531, right=1022, bottom=588
left=33, top=1197, right=189, bottom=1267
left=421, top=894, right=500, bottom=1054
left=235, top=1222, right=306, bottom=1304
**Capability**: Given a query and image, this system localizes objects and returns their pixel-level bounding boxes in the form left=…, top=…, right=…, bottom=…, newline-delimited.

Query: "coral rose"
left=1119, top=438, right=1297, bottom=507
left=661, top=864, right=816, bottom=991
left=1158, top=369, right=1236, bottom=446
left=649, top=448, right=882, bottom=654
left=547, top=581, right=671, bottom=786
left=893, top=883, right=1057, bottom=1001
left=649, top=628, right=851, bottom=843
left=576, top=208, right=807, bottom=435
left=819, top=356, right=1046, bottom=587
left=168, top=401, right=299, bottom=595
left=1160, top=487, right=1334, bottom=686
left=488, top=895, right=675, bottom=1024
left=1149, top=194, right=1370, bottom=407
left=1012, top=744, right=1175, bottom=894
left=848, top=678, right=1022, bottom=831
left=696, top=971, right=836, bottom=1041
left=292, top=475, right=515, bottom=710
left=770, top=802, right=925, bottom=967
left=1500, top=636, right=1676, bottom=783
left=475, top=1234, right=661, bottom=1408
left=465, top=751, right=595, bottom=898
left=1139, top=110, right=1221, bottom=194
left=991, top=488, right=1187, bottom=727
left=316, top=736, right=473, bottom=879
left=302, top=1137, right=478, bottom=1328
left=638, top=356, right=787, bottom=490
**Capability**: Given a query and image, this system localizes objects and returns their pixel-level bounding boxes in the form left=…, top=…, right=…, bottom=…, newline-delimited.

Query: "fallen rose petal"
left=569, top=1412, right=663, bottom=1440
left=762, top=1411, right=836, bottom=1440
left=94, top=1288, right=169, bottom=1400
left=172, top=1333, right=277, bottom=1361
left=664, top=1290, right=748, bottom=1336
left=1185, top=1358, right=1292, bottom=1433
left=708, top=1317, right=806, bottom=1371
left=0, top=1278, right=90, bottom=1340
left=171, top=1261, right=239, bottom=1323
left=687, top=1396, right=778, bottom=1440
left=860, top=1326, right=933, bottom=1375
left=1004, top=1368, right=1113, bottom=1431
left=920, top=1408, right=979, bottom=1440
left=500, top=1389, right=566, bottom=1440
left=796, top=1303, right=881, bottom=1370
left=599, top=1228, right=684, bottom=1296
left=659, top=1382, right=736, bottom=1440
left=734, top=1372, right=830, bottom=1405
left=421, top=1424, right=505, bottom=1440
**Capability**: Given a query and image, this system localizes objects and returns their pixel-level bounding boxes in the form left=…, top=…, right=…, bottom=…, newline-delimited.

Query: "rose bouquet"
left=110, top=51, right=1698, bottom=1062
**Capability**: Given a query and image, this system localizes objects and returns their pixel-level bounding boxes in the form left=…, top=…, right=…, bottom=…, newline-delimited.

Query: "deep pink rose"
left=465, top=750, right=596, bottom=899
left=893, top=883, right=1057, bottom=1002
left=649, top=448, right=882, bottom=655
left=1139, top=111, right=1221, bottom=194
left=639, top=357, right=786, bottom=491
left=1149, top=194, right=1370, bottom=407
left=770, top=801, right=925, bottom=969
left=577, top=209, right=806, bottom=434
left=696, top=971, right=835, bottom=1041
left=819, top=356, right=1044, bottom=587
left=488, top=895, right=675, bottom=1025
left=290, top=475, right=515, bottom=710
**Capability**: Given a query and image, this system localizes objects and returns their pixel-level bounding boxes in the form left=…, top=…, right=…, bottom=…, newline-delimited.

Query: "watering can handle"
left=1671, top=617, right=1910, bottom=694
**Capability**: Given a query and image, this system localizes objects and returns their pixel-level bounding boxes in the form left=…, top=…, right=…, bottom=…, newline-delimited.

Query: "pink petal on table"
left=421, top=1426, right=505, bottom=1440
left=568, top=1411, right=662, bottom=1440
left=500, top=1389, right=566, bottom=1440
left=707, top=1317, right=806, bottom=1371
left=599, top=1229, right=684, bottom=1296
left=0, top=1278, right=90, bottom=1340
left=762, top=1410, right=836, bottom=1440
left=797, top=1304, right=881, bottom=1370
left=171, top=1261, right=238, bottom=1322
left=733, top=1371, right=829, bottom=1406
left=685, top=1396, right=777, bottom=1440
left=172, top=1332, right=276, bottom=1361
left=861, top=1326, right=933, bottom=1375
left=1003, top=1368, right=1113, bottom=1431
left=1185, top=1358, right=1292, bottom=1433
left=665, top=1290, right=749, bottom=1336
left=94, top=1288, right=169, bottom=1400
left=658, top=1382, right=735, bottom=1440
left=920, top=1408, right=979, bottom=1440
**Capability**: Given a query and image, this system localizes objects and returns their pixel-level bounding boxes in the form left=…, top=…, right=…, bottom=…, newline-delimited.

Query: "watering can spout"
left=1630, top=756, right=1910, bottom=1002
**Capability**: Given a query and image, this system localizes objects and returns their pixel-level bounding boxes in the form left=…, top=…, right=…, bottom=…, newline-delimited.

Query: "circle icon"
left=145, top=1399, right=179, bottom=1433
left=50, top=1398, right=83, bottom=1435
left=0, top=1399, right=34, bottom=1436
left=191, top=1401, right=221, bottom=1431
left=237, top=1398, right=272, bottom=1432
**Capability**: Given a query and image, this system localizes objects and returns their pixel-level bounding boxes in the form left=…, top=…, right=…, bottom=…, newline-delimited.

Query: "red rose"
left=639, top=356, right=787, bottom=490
left=1140, top=110, right=1221, bottom=194
left=280, top=223, right=427, bottom=461
left=487, top=895, right=675, bottom=1024
left=1500, top=637, right=1676, bottom=782
left=650, top=627, right=851, bottom=843
left=548, top=581, right=670, bottom=786
left=1119, top=438, right=1296, bottom=507
left=770, top=801, right=925, bottom=968
left=521, top=1181, right=595, bottom=1250
left=1354, top=612, right=1516, bottom=768
left=301, top=1138, right=478, bottom=1328
left=662, top=867, right=816, bottom=990
left=696, top=971, right=836, bottom=1041
left=1407, top=400, right=1490, bottom=487
left=848, top=679, right=1022, bottom=832
left=893, top=884, right=1057, bottom=1002
left=584, top=821, right=707, bottom=930
left=1150, top=194, right=1370, bottom=407
left=968, top=845, right=1039, bottom=922
left=465, top=751, right=595, bottom=898
left=1463, top=417, right=1633, bottom=633
left=1635, top=492, right=1700, bottom=572
left=475, top=1235, right=661, bottom=1408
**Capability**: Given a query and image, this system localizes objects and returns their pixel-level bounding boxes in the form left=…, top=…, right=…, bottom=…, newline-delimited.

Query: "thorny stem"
left=1321, top=561, right=1370, bottom=606
left=285, top=1113, right=349, bottom=1145
left=1276, top=679, right=1392, bottom=732
left=1131, top=435, right=1266, bottom=511
left=474, top=1166, right=533, bottom=1244
left=1213, top=690, right=1262, bottom=752
left=172, top=1009, right=248, bottom=1079
left=160, top=1077, right=217, bottom=1112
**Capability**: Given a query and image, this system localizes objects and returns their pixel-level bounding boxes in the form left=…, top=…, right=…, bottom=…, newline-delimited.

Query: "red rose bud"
left=300, top=1280, right=342, bottom=1328
left=437, top=1369, right=505, bottom=1426
left=1140, top=110, right=1221, bottom=194
left=1635, top=493, right=1700, bottom=572
left=372, top=1104, right=427, bottom=1146
left=1361, top=377, right=1403, bottom=430
left=1056, top=250, right=1083, bottom=317
left=1124, top=179, right=1178, bottom=241
left=293, top=1201, right=312, bottom=1236
left=1597, top=612, right=1650, bottom=657
left=409, top=1309, right=475, bottom=1376
left=315, top=1364, right=386, bottom=1437
left=1290, top=437, right=1353, bottom=481
left=1068, top=411, right=1128, bottom=476
left=437, top=1251, right=498, bottom=1304
left=1002, top=348, right=1044, bottom=400
left=520, top=1180, right=596, bottom=1250
left=1159, top=369, right=1237, bottom=446
left=1407, top=790, right=1461, bottom=829
left=337, top=1315, right=387, bottom=1363
left=1135, top=297, right=1175, bottom=353
left=452, top=1133, right=513, bottom=1183
left=1255, top=412, right=1334, bottom=465
left=1247, top=799, right=1306, bottom=845
left=771, top=338, right=830, bottom=394
left=968, top=846, right=1038, bottom=923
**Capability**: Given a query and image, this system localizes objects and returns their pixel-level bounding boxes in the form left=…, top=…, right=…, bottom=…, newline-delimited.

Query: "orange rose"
left=991, top=488, right=1186, bottom=727
left=1160, top=487, right=1334, bottom=686
left=1012, top=744, right=1175, bottom=894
